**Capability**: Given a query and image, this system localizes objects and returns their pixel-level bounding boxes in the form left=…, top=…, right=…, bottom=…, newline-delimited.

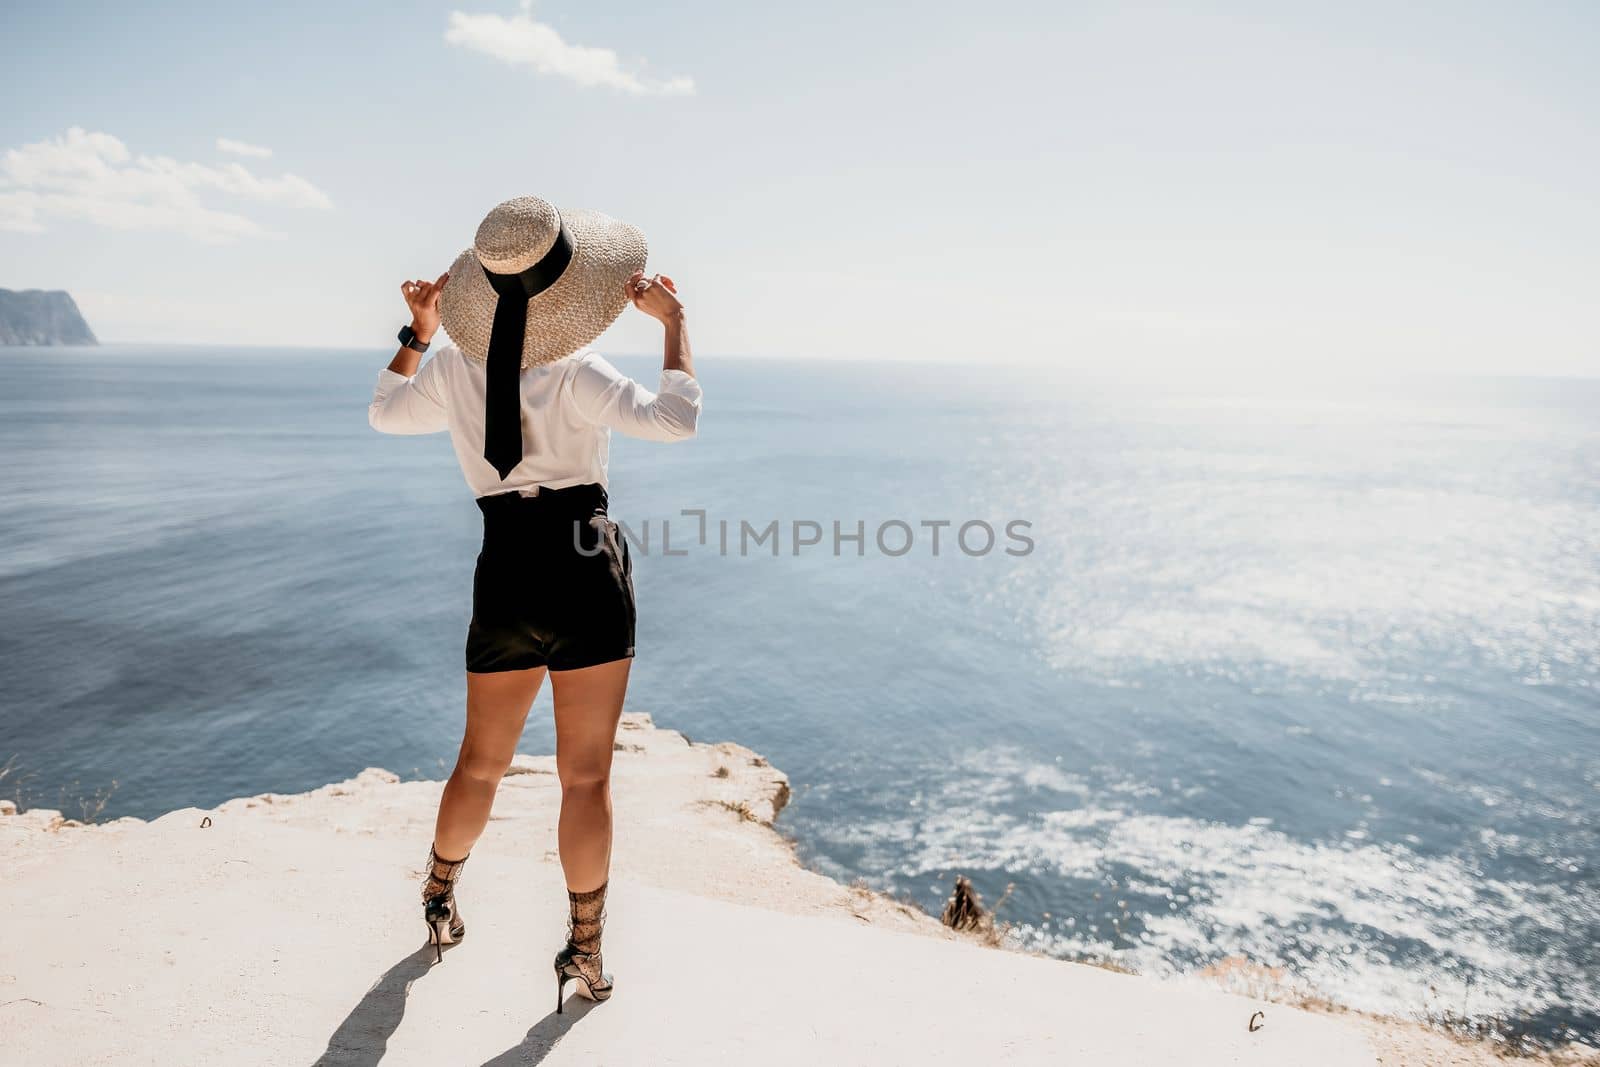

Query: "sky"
left=1, top=0, right=1596, bottom=375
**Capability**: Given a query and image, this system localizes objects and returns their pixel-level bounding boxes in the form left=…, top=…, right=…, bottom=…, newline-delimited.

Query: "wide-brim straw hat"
left=439, top=196, right=647, bottom=368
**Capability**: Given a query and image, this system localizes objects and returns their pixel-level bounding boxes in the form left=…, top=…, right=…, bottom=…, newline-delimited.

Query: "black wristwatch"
left=397, top=324, right=431, bottom=353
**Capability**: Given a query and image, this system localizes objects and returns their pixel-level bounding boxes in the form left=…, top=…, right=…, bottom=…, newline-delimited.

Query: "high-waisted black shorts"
left=465, top=483, right=636, bottom=673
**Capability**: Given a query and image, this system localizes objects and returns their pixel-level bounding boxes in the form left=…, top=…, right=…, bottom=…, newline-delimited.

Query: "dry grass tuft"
left=0, top=757, right=119, bottom=824
left=940, top=875, right=1015, bottom=948
left=1, top=754, right=27, bottom=809
left=705, top=798, right=760, bottom=823
left=77, top=781, right=118, bottom=823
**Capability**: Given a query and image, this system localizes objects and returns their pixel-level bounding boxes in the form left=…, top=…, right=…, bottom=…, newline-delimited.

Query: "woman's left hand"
left=627, top=270, right=685, bottom=324
left=402, top=272, right=449, bottom=342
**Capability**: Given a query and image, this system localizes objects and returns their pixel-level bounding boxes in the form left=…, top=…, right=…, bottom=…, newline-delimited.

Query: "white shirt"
left=368, top=344, right=702, bottom=496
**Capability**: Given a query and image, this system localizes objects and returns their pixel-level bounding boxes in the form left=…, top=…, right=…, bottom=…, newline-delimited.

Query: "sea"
left=1, top=346, right=1594, bottom=1047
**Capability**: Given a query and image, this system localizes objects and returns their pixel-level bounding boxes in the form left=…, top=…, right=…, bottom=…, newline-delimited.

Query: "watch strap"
left=398, top=324, right=431, bottom=353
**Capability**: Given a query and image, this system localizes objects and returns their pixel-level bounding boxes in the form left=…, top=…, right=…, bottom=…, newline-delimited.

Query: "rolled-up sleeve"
left=368, top=351, right=450, bottom=435
left=568, top=352, right=701, bottom=442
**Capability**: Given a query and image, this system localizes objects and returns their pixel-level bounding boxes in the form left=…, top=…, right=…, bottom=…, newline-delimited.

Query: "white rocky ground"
left=1, top=714, right=1583, bottom=1065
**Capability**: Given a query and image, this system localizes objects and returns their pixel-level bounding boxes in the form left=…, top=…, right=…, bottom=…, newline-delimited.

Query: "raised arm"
left=568, top=270, right=701, bottom=441
left=368, top=272, right=451, bottom=434
left=629, top=268, right=694, bottom=380
left=568, top=351, right=701, bottom=441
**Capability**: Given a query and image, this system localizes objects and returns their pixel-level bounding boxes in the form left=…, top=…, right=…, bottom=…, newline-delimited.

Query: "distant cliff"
left=0, top=289, right=98, bottom=345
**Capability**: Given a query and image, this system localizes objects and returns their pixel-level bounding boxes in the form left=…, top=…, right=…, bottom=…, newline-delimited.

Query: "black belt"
left=476, top=483, right=608, bottom=514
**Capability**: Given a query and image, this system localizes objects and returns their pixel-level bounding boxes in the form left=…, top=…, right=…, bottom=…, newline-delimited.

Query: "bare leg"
left=550, top=658, right=631, bottom=892
left=432, top=667, right=547, bottom=861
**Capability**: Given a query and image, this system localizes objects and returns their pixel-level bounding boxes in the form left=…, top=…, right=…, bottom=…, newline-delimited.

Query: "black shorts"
left=465, top=483, right=636, bottom=673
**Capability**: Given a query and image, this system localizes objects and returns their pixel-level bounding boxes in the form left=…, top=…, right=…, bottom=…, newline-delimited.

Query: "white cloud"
left=0, top=127, right=332, bottom=242
left=216, top=137, right=273, bottom=159
left=445, top=4, right=694, bottom=96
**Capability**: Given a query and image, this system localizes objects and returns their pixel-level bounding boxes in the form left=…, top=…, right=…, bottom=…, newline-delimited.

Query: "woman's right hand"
left=401, top=272, right=449, bottom=342
left=627, top=270, right=685, bottom=324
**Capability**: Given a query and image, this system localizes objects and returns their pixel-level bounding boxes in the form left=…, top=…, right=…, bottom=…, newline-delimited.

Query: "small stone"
left=355, top=768, right=400, bottom=786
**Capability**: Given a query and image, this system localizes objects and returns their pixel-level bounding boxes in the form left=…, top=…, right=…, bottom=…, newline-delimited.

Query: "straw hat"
left=438, top=196, right=647, bottom=368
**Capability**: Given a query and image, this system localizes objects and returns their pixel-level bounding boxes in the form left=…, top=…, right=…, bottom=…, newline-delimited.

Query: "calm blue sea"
left=1, top=346, right=1595, bottom=1045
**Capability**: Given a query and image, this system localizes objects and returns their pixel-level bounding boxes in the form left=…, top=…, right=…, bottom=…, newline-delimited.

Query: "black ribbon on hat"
left=481, top=220, right=575, bottom=480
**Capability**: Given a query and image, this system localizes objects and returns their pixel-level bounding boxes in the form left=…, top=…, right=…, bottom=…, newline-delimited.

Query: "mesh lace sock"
left=567, top=882, right=608, bottom=955
left=422, top=847, right=468, bottom=903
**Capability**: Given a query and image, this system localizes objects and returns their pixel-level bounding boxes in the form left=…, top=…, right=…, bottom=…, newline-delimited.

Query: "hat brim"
left=438, top=208, right=648, bottom=368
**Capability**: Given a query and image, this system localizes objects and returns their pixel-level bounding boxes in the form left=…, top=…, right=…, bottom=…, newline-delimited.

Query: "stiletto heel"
left=424, top=906, right=454, bottom=964
left=555, top=965, right=570, bottom=1014
left=419, top=846, right=468, bottom=963
left=425, top=917, right=443, bottom=964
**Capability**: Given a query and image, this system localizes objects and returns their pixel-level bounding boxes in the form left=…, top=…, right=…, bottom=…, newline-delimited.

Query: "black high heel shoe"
left=553, top=944, right=614, bottom=1012
left=554, top=882, right=612, bottom=1013
left=421, top=846, right=468, bottom=964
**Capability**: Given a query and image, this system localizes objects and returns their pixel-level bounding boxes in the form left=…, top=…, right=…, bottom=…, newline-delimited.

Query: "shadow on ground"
left=479, top=996, right=596, bottom=1065
left=311, top=944, right=593, bottom=1067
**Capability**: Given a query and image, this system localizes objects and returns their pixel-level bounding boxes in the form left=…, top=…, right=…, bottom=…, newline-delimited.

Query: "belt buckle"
left=517, top=486, right=541, bottom=498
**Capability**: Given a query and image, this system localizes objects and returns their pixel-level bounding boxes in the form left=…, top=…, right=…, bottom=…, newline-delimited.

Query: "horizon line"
left=6, top=342, right=1599, bottom=382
